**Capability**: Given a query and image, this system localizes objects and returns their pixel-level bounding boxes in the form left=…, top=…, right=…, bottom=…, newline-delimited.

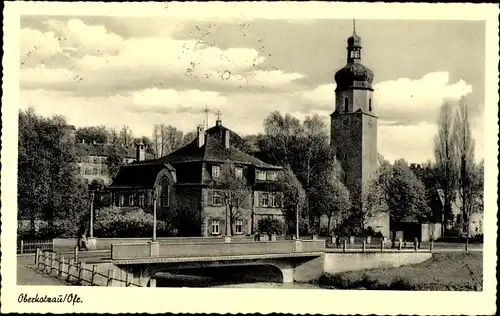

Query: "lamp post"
left=89, top=191, right=95, bottom=238
left=152, top=187, right=157, bottom=241
left=296, top=193, right=300, bottom=240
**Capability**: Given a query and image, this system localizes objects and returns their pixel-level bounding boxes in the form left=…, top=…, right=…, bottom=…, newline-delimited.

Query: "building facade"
left=330, top=26, right=389, bottom=236
left=76, top=141, right=153, bottom=185
left=107, top=120, right=284, bottom=237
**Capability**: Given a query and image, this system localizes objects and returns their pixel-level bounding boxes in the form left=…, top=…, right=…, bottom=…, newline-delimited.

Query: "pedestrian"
left=77, top=225, right=88, bottom=251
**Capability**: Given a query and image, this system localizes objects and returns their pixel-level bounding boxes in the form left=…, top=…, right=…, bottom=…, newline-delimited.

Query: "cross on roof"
left=215, top=110, right=222, bottom=121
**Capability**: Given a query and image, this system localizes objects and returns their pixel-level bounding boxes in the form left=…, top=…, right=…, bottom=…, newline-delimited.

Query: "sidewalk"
left=17, top=255, right=68, bottom=286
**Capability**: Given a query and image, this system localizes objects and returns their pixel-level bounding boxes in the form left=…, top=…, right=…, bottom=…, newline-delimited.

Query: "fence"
left=35, top=249, right=142, bottom=287
left=17, top=240, right=53, bottom=254
left=326, top=238, right=434, bottom=253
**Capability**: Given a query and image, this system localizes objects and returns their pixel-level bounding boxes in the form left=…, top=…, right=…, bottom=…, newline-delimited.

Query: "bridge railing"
left=111, top=240, right=326, bottom=260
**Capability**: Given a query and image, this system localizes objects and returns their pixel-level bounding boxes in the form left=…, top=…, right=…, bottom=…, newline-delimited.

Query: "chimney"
left=136, top=141, right=145, bottom=162
left=82, top=139, right=85, bottom=144
left=224, top=130, right=230, bottom=149
left=197, top=125, right=205, bottom=148
left=216, top=119, right=222, bottom=127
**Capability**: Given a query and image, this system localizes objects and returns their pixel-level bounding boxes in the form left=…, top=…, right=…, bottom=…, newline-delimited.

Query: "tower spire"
left=353, top=19, right=356, bottom=35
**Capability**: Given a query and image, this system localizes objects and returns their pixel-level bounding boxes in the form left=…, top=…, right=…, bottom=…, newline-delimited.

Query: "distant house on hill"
left=76, top=141, right=154, bottom=185
left=107, top=119, right=284, bottom=237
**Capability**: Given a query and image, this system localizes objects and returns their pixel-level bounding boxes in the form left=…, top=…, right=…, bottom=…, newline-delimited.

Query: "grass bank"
left=316, top=252, right=482, bottom=291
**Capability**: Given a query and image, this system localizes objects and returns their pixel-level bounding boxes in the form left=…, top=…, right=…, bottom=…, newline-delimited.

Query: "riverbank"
left=315, top=252, right=482, bottom=291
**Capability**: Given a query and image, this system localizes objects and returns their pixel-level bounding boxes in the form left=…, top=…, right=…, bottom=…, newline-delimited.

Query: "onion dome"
left=334, top=62, right=374, bottom=91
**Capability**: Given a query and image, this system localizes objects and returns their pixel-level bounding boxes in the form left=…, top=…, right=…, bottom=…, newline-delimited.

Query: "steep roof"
left=157, top=123, right=281, bottom=170
left=107, top=163, right=175, bottom=189
left=76, top=143, right=154, bottom=160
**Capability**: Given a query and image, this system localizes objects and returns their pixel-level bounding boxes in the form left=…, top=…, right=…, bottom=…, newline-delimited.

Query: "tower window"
left=369, top=98, right=372, bottom=111
left=344, top=97, right=349, bottom=112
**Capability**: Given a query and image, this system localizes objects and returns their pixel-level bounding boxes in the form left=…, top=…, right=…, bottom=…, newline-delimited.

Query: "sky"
left=19, top=16, right=485, bottom=163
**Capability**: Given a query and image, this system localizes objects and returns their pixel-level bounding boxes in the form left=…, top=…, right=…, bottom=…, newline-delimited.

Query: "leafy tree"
left=180, top=131, right=197, bottom=148
left=257, top=217, right=285, bottom=235
left=216, top=163, right=251, bottom=236
left=434, top=101, right=459, bottom=235
left=107, top=128, right=119, bottom=145
left=105, top=147, right=123, bottom=180
left=76, top=125, right=108, bottom=144
left=152, top=124, right=184, bottom=157
left=18, top=108, right=89, bottom=237
left=277, top=165, right=306, bottom=236
left=453, top=97, right=483, bottom=245
left=375, top=159, right=430, bottom=246
left=308, top=159, right=351, bottom=235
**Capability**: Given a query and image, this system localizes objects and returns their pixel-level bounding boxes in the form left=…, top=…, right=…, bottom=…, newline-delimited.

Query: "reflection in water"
left=154, top=265, right=321, bottom=289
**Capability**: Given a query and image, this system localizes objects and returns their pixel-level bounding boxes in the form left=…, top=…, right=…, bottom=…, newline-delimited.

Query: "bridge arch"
left=150, top=262, right=288, bottom=286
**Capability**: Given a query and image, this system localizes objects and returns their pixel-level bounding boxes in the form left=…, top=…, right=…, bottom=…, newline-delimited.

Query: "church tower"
left=331, top=21, right=378, bottom=212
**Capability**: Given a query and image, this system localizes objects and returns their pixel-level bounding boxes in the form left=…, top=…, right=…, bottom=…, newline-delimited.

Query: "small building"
left=107, top=119, right=285, bottom=237
left=76, top=141, right=154, bottom=185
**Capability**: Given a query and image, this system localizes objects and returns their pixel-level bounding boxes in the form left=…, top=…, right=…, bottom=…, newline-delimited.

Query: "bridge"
left=110, top=240, right=326, bottom=287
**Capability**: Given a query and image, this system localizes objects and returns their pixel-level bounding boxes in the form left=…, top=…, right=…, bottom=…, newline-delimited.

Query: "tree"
left=434, top=101, right=459, bottom=236
left=18, top=108, right=89, bottom=238
left=152, top=124, right=185, bottom=157
left=76, top=125, right=108, bottom=144
left=133, top=136, right=155, bottom=155
left=216, top=163, right=251, bottom=236
left=180, top=131, right=197, bottom=147
left=360, top=180, right=386, bottom=233
left=453, top=97, right=482, bottom=245
left=277, top=165, right=306, bottom=236
left=108, top=128, right=119, bottom=145
left=118, top=125, right=133, bottom=146
left=375, top=159, right=430, bottom=246
left=105, top=148, right=123, bottom=180
left=308, top=159, right=351, bottom=235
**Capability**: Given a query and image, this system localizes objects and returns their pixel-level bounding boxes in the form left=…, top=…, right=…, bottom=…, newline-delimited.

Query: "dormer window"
left=212, top=165, right=221, bottom=178
left=266, top=171, right=278, bottom=181
left=344, top=97, right=349, bottom=112
left=235, top=167, right=243, bottom=179
left=256, top=170, right=266, bottom=181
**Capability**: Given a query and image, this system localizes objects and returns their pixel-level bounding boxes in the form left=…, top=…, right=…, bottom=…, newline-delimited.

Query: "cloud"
left=20, top=19, right=305, bottom=95
left=373, top=71, right=473, bottom=124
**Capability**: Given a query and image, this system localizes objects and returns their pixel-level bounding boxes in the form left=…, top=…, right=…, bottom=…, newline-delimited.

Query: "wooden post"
left=37, top=251, right=43, bottom=270
left=58, top=255, right=65, bottom=278
left=362, top=240, right=366, bottom=252
left=107, top=270, right=116, bottom=287
left=74, top=246, right=79, bottom=263
left=35, top=248, right=40, bottom=265
left=79, top=262, right=86, bottom=284
left=51, top=252, right=57, bottom=275
left=342, top=239, right=347, bottom=252
left=414, top=239, right=418, bottom=251
left=126, top=272, right=130, bottom=287
left=91, top=265, right=97, bottom=286
left=430, top=240, right=434, bottom=252
left=68, top=259, right=74, bottom=282
left=20, top=240, right=24, bottom=254
left=380, top=239, right=384, bottom=251
left=398, top=239, right=402, bottom=251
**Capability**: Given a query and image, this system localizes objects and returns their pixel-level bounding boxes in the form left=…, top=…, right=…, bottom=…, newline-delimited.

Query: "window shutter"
left=207, top=190, right=213, bottom=206
left=208, top=219, right=213, bottom=235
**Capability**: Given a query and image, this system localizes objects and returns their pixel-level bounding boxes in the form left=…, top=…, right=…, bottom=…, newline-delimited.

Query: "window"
left=139, top=194, right=145, bottom=207
left=260, top=193, right=269, bottom=207
left=160, top=178, right=170, bottom=207
left=212, top=191, right=223, bottom=206
left=369, top=98, right=372, bottom=111
left=266, top=171, right=278, bottom=181
left=270, top=193, right=282, bottom=208
left=92, top=168, right=98, bottom=175
left=344, top=97, right=349, bottom=112
left=212, top=165, right=221, bottom=178
left=256, top=170, right=266, bottom=181
left=212, top=220, right=220, bottom=235
left=235, top=167, right=243, bottom=179
left=93, top=156, right=99, bottom=164
left=84, top=168, right=91, bottom=175
left=119, top=194, right=125, bottom=206
left=129, top=195, right=134, bottom=206
left=235, top=220, right=243, bottom=234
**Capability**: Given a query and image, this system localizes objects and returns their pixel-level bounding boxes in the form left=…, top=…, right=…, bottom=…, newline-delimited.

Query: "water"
left=154, top=266, right=322, bottom=289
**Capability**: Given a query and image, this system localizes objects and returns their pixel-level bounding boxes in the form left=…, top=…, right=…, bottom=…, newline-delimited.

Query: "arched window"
left=344, top=97, right=349, bottom=112
left=160, top=177, right=170, bottom=207
left=369, top=98, right=372, bottom=111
